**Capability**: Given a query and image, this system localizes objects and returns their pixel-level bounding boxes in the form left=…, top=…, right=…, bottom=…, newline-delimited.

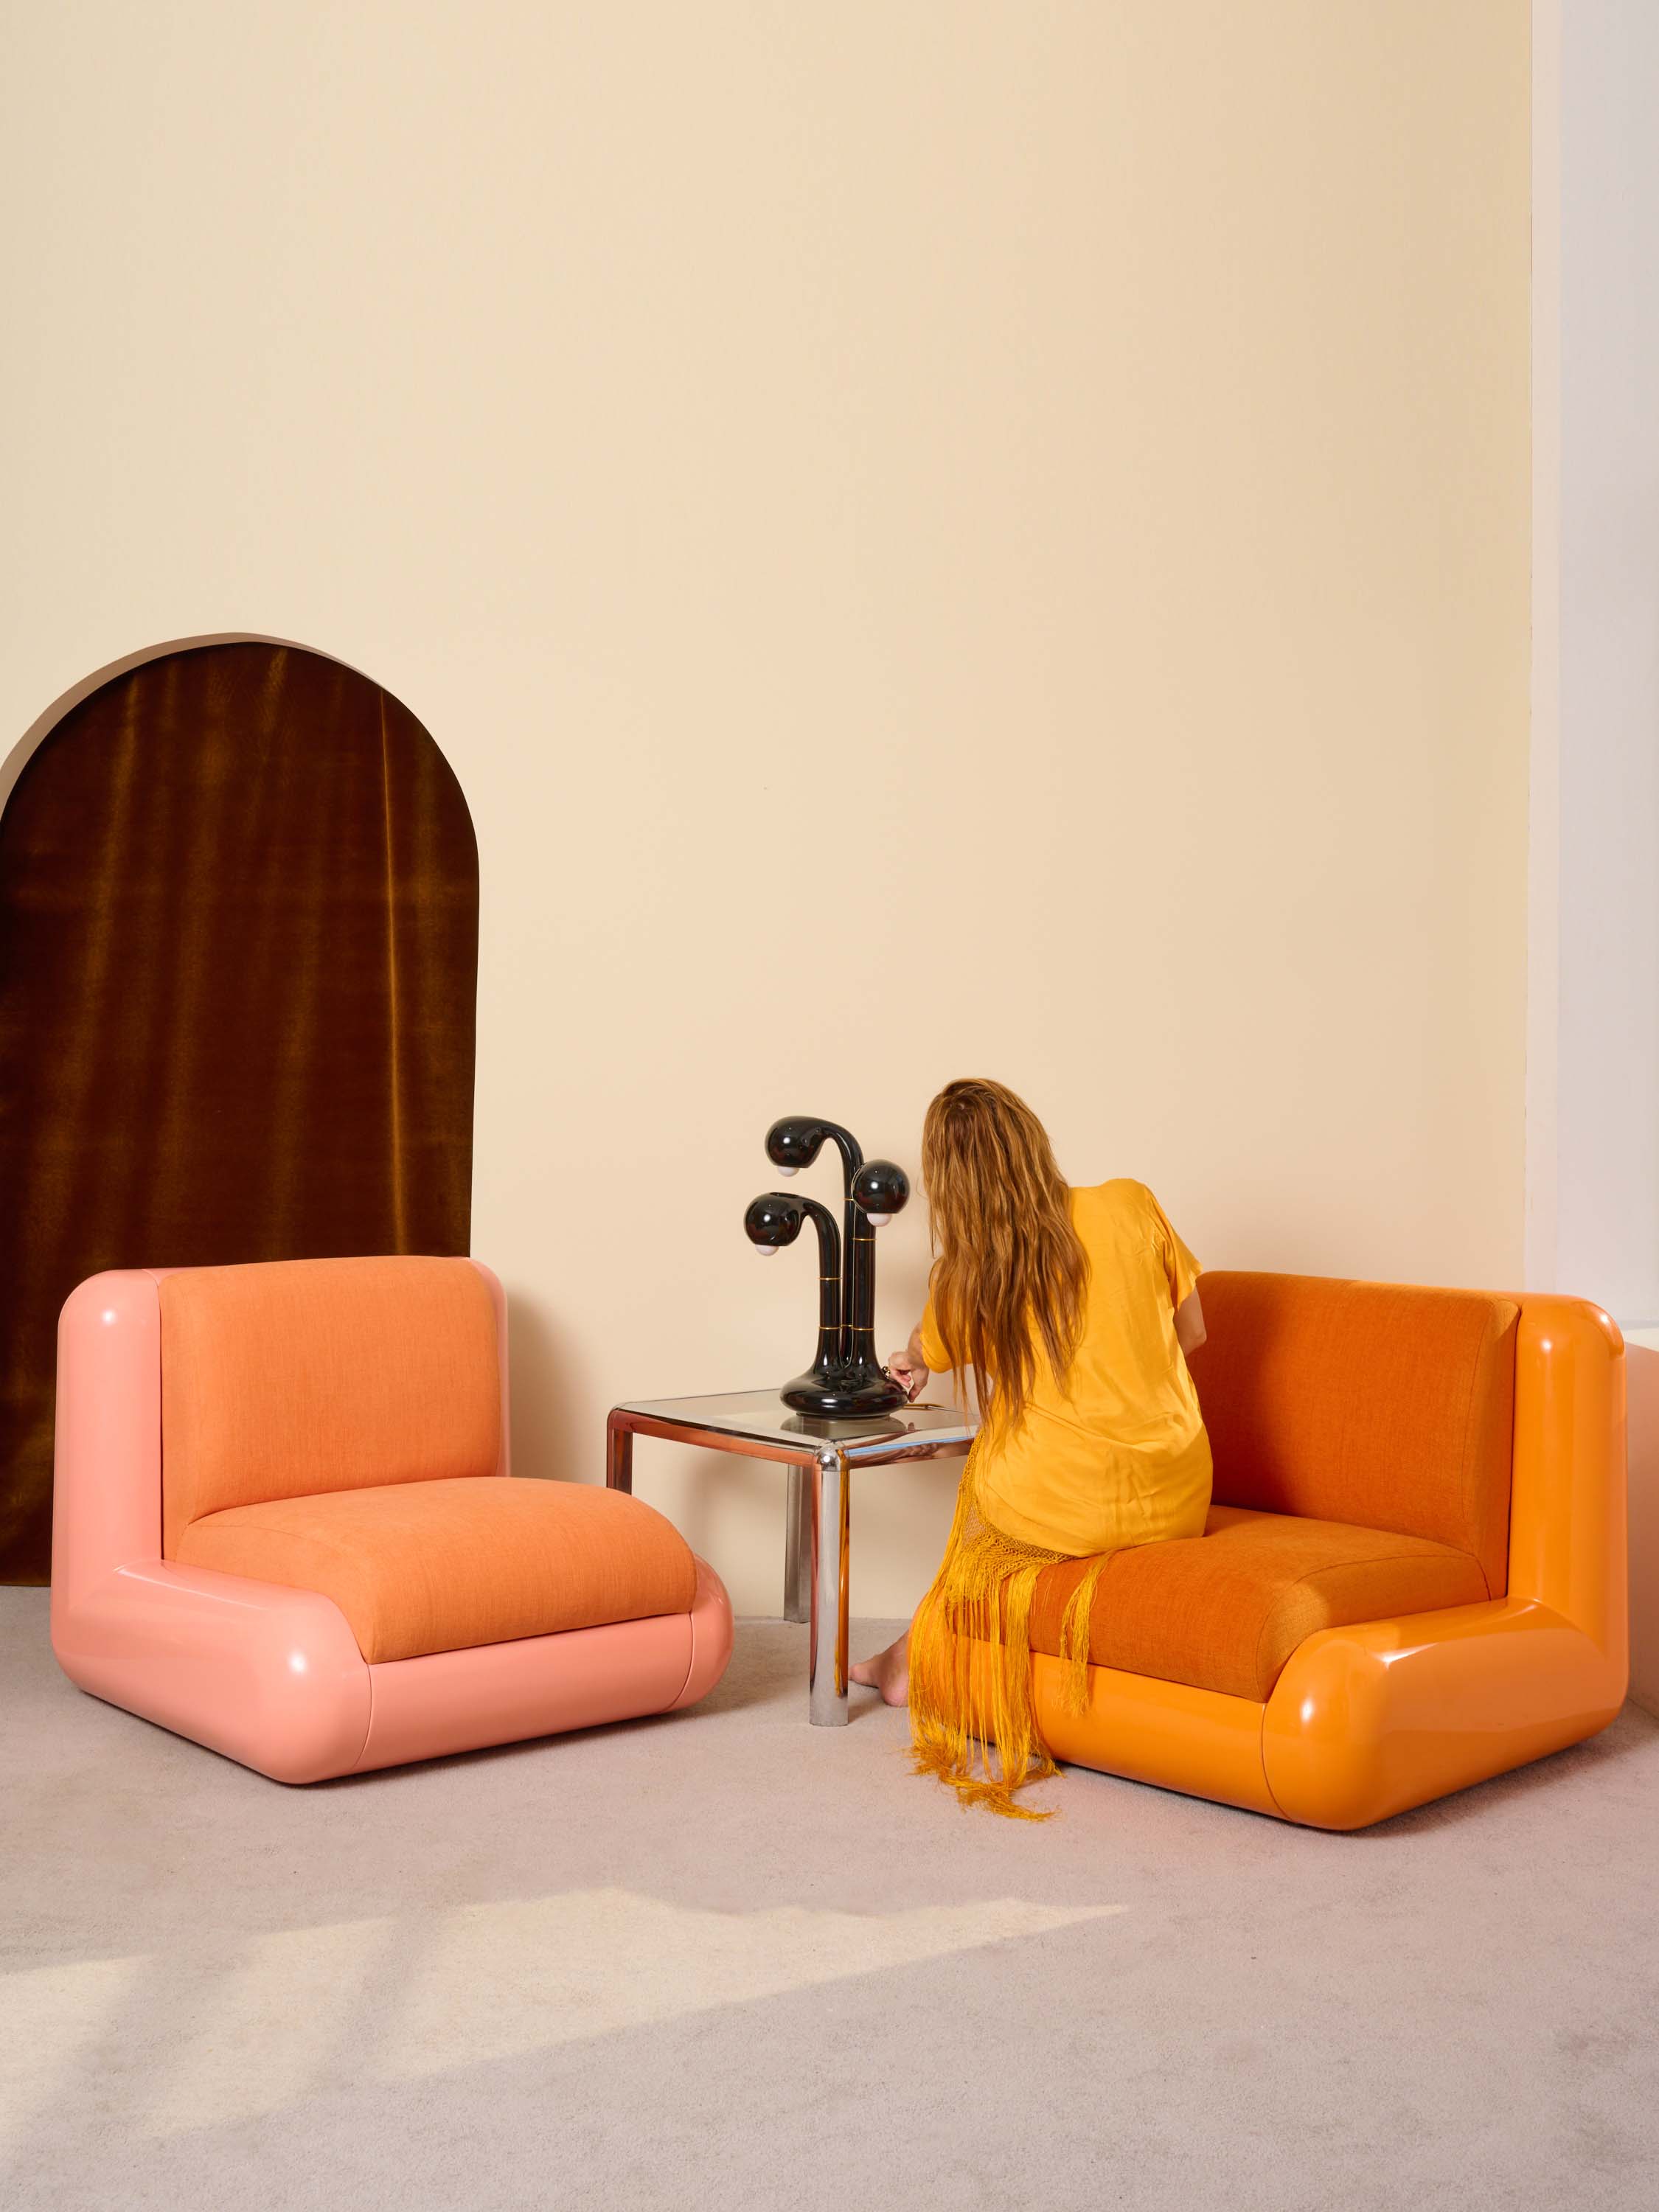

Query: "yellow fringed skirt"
left=908, top=1446, right=1116, bottom=1820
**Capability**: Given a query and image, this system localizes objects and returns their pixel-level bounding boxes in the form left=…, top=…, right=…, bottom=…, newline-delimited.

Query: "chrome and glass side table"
left=606, top=1391, right=977, bottom=1725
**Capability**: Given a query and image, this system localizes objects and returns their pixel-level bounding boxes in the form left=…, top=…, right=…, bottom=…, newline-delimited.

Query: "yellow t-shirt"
left=919, top=1179, right=1213, bottom=1557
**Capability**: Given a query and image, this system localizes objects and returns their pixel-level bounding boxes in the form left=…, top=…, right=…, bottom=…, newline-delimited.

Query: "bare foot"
left=849, top=1631, right=910, bottom=1706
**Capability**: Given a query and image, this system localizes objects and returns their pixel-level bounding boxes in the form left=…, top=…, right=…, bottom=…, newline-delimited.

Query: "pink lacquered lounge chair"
left=51, top=1255, right=731, bottom=1781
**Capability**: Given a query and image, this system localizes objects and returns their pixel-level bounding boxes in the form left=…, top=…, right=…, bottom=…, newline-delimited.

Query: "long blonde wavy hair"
left=921, top=1077, right=1088, bottom=1437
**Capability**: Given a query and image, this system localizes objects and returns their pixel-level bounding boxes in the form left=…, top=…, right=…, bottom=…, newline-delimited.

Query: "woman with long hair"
left=849, top=1077, right=1211, bottom=1817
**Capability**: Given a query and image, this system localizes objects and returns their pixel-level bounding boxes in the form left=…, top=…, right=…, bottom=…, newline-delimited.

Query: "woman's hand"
left=888, top=1346, right=929, bottom=1402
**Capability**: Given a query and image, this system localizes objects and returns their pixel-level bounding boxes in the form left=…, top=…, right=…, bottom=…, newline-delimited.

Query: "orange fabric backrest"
left=161, top=1256, right=501, bottom=1554
left=1186, top=1272, right=1517, bottom=1596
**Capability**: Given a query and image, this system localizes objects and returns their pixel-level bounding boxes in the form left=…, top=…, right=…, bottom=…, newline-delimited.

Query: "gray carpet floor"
left=3, top=1587, right=1658, bottom=2212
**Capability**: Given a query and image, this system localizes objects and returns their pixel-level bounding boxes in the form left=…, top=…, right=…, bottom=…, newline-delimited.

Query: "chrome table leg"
left=808, top=1446, right=849, bottom=1725
left=605, top=1416, right=633, bottom=1493
left=784, top=1463, right=810, bottom=1623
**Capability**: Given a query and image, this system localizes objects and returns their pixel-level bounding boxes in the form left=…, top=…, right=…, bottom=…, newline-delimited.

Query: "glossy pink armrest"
left=55, top=1557, right=374, bottom=1781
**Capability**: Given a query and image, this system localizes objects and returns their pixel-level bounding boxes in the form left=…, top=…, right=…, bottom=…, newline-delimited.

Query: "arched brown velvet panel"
left=0, top=641, right=479, bottom=1582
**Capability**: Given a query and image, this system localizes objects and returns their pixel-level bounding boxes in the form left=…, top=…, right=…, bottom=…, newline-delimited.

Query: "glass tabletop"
left=612, top=1387, right=978, bottom=1462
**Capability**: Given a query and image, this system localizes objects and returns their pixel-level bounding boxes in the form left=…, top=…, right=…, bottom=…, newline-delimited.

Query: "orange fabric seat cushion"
left=1029, top=1504, right=1488, bottom=1703
left=1186, top=1273, right=1518, bottom=1596
left=173, top=1475, right=698, bottom=1663
left=161, top=1256, right=501, bottom=1554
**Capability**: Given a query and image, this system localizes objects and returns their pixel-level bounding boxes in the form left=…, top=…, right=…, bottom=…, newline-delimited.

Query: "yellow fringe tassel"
left=908, top=1448, right=1113, bottom=1820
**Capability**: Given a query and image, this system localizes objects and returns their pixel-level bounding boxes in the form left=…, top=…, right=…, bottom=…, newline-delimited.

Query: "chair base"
left=52, top=1556, right=733, bottom=1784
left=1018, top=1596, right=1627, bottom=1830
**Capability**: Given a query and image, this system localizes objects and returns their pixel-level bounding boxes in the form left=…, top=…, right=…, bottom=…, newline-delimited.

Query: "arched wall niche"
left=0, top=637, right=480, bottom=1582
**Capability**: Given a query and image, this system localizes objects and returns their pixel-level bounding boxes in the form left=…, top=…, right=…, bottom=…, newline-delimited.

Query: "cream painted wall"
left=0, top=4, right=1532, bottom=1613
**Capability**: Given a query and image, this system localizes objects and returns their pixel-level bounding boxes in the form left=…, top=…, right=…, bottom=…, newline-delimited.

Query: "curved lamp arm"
left=844, top=1159, right=911, bottom=1368
left=767, top=1118, right=863, bottom=1362
left=765, top=1116, right=863, bottom=1183
left=744, top=1192, right=843, bottom=1380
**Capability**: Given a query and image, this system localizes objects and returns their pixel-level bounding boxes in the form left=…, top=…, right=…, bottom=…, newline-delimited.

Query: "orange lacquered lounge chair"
left=1014, top=1275, right=1628, bottom=1829
left=50, top=1256, right=732, bottom=1781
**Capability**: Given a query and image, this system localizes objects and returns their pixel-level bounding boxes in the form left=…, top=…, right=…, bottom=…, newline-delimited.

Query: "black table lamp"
left=744, top=1116, right=911, bottom=1416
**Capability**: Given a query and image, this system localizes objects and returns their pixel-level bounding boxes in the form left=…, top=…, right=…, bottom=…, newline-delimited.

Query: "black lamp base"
left=780, top=1366, right=909, bottom=1419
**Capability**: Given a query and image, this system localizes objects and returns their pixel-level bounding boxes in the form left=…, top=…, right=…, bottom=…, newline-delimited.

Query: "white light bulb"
left=777, top=1164, right=798, bottom=1176
left=866, top=1212, right=891, bottom=1227
left=755, top=1245, right=780, bottom=1257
